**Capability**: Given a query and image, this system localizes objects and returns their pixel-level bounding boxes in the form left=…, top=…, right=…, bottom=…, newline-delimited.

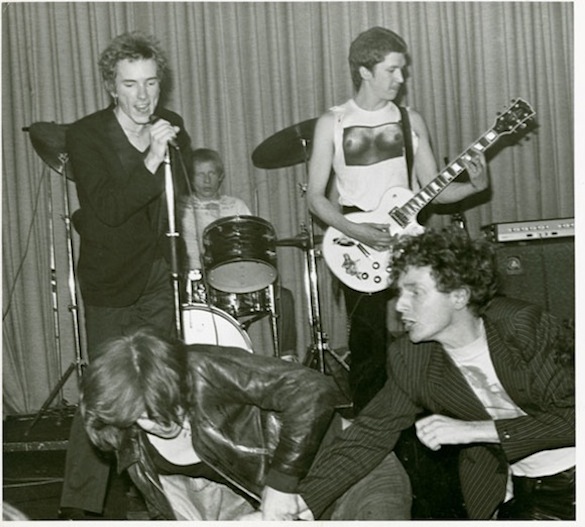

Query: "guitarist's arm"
left=307, top=112, right=394, bottom=250
left=409, top=109, right=488, bottom=203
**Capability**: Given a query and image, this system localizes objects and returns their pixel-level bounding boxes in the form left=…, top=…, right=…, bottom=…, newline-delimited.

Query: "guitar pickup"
left=333, top=236, right=356, bottom=247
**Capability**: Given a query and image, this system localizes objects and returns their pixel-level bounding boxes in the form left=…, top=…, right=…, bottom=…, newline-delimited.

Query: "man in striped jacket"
left=296, top=227, right=574, bottom=520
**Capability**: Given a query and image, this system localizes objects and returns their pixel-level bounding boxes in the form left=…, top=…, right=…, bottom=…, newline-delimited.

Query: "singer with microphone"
left=58, top=31, right=192, bottom=520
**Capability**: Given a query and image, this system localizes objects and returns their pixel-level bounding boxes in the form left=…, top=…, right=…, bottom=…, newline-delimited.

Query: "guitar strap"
left=398, top=105, right=415, bottom=190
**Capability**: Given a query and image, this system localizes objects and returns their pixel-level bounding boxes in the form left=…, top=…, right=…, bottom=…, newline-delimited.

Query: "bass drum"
left=182, top=304, right=253, bottom=352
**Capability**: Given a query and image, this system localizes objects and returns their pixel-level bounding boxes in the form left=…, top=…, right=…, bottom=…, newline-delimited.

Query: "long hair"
left=349, top=27, right=407, bottom=90
left=80, top=329, right=188, bottom=451
left=390, top=227, right=499, bottom=316
left=98, top=31, right=169, bottom=94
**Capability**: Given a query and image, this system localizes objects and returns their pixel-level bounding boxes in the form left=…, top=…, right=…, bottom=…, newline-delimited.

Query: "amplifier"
left=486, top=223, right=575, bottom=322
left=481, top=217, right=574, bottom=243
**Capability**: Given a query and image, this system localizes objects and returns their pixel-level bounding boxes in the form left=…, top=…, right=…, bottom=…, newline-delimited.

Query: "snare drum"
left=182, top=304, right=253, bottom=351
left=207, top=287, right=272, bottom=319
left=202, top=216, right=277, bottom=294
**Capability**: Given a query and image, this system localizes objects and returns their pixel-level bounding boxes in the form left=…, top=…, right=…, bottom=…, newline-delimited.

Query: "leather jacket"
left=115, top=344, right=345, bottom=519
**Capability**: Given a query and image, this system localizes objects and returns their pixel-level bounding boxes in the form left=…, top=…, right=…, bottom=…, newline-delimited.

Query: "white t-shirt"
left=331, top=99, right=419, bottom=211
left=446, top=319, right=574, bottom=482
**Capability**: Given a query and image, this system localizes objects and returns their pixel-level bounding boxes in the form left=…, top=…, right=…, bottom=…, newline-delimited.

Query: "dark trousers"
left=60, top=259, right=175, bottom=513
left=343, top=286, right=394, bottom=413
left=498, top=466, right=576, bottom=520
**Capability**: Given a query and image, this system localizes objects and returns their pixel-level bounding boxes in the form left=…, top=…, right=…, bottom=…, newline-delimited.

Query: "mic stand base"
left=25, top=359, right=85, bottom=436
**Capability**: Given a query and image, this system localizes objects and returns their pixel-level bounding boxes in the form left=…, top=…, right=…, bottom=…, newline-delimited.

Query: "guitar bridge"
left=357, top=244, right=371, bottom=257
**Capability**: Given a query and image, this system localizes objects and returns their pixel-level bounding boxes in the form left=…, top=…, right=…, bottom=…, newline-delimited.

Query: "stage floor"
left=2, top=407, right=132, bottom=520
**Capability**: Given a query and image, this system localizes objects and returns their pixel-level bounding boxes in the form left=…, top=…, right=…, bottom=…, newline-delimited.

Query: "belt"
left=512, top=465, right=575, bottom=495
left=342, top=205, right=365, bottom=214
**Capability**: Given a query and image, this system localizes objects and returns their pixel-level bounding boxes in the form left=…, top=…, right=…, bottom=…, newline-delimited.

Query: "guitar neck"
left=393, top=128, right=501, bottom=225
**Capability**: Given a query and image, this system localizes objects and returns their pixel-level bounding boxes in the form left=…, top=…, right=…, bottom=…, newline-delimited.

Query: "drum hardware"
left=276, top=232, right=324, bottom=250
left=266, top=284, right=280, bottom=358
left=236, top=284, right=280, bottom=357
left=239, top=311, right=270, bottom=331
left=185, top=269, right=208, bottom=305
left=24, top=123, right=83, bottom=435
left=252, top=121, right=349, bottom=375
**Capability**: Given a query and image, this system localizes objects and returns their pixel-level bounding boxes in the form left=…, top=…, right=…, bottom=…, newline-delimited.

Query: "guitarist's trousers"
left=343, top=285, right=395, bottom=414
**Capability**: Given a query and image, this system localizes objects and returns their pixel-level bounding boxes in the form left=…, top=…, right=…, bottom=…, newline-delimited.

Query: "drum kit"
left=25, top=115, right=349, bottom=424
left=182, top=118, right=349, bottom=377
left=181, top=215, right=280, bottom=355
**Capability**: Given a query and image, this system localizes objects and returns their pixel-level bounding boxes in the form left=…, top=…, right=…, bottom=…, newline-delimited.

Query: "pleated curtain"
left=2, top=2, right=574, bottom=414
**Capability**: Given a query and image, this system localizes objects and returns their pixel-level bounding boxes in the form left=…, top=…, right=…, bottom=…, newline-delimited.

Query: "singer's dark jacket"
left=67, top=106, right=191, bottom=307
left=299, top=297, right=575, bottom=519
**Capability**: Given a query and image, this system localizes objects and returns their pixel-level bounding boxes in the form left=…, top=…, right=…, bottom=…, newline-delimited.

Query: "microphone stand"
left=164, top=148, right=183, bottom=339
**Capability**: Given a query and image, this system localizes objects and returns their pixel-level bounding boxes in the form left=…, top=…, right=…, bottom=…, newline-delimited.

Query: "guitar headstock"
left=493, top=98, right=535, bottom=135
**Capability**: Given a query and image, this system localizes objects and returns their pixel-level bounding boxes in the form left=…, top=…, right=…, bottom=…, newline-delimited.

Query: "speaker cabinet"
left=495, top=237, right=574, bottom=322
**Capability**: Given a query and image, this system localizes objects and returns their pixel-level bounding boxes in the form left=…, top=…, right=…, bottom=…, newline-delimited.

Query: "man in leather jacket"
left=80, top=329, right=346, bottom=520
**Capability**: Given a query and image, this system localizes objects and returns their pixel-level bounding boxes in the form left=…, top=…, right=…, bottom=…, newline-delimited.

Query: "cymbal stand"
left=47, top=166, right=64, bottom=396
left=297, top=140, right=348, bottom=374
left=301, top=221, right=327, bottom=372
left=27, top=155, right=84, bottom=434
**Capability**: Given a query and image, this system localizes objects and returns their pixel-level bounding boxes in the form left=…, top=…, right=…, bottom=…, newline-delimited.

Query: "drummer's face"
left=193, top=161, right=224, bottom=200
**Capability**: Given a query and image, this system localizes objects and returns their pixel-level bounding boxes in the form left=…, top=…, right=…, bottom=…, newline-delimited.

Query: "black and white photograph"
left=2, top=1, right=576, bottom=521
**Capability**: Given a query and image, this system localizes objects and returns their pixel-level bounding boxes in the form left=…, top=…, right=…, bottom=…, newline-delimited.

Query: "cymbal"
left=276, top=232, right=323, bottom=249
left=28, top=122, right=72, bottom=178
left=252, top=118, right=317, bottom=169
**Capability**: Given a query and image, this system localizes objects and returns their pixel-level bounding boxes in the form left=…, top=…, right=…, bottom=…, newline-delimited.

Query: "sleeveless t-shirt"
left=331, top=99, right=419, bottom=212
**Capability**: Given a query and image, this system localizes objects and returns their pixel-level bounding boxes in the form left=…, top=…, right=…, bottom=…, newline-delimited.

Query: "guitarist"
left=307, top=26, right=488, bottom=414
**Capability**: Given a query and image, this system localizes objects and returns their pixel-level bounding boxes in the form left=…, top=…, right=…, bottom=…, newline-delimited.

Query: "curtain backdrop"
left=2, top=2, right=574, bottom=414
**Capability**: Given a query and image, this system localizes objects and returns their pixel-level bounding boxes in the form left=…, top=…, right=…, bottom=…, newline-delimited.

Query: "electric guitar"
left=322, top=98, right=535, bottom=293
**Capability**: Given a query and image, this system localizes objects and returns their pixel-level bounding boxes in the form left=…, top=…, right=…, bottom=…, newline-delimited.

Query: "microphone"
left=149, top=115, right=179, bottom=149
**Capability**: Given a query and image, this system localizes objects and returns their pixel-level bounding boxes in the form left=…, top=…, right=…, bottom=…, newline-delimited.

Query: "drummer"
left=179, top=148, right=297, bottom=358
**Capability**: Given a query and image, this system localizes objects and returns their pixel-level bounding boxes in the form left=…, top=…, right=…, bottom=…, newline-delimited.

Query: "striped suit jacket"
left=299, top=297, right=574, bottom=519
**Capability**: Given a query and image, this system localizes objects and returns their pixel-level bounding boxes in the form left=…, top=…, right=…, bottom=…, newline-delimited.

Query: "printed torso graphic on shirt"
left=332, top=99, right=417, bottom=211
